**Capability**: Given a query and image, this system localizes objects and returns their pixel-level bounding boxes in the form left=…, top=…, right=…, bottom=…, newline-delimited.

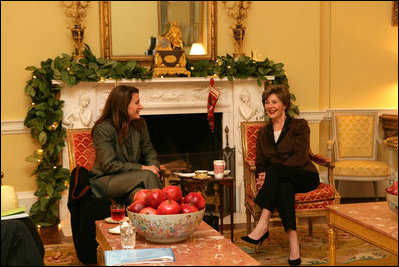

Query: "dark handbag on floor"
left=67, top=166, right=112, bottom=264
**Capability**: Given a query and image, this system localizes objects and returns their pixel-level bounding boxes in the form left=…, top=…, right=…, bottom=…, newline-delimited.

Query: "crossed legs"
left=248, top=165, right=305, bottom=260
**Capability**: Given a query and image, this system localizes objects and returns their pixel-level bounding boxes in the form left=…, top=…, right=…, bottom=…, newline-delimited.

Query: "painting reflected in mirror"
left=100, top=1, right=216, bottom=62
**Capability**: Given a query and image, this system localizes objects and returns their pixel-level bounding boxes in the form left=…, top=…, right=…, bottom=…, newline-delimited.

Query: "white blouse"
left=274, top=130, right=281, bottom=142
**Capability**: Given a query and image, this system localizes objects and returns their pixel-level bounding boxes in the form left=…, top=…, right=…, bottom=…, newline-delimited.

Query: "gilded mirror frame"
left=99, top=1, right=217, bottom=62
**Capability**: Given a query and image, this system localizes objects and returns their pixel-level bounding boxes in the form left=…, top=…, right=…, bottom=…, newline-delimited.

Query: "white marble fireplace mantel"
left=57, top=77, right=270, bottom=213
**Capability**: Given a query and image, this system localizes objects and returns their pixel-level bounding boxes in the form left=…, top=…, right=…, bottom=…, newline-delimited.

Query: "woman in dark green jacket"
left=90, top=85, right=163, bottom=204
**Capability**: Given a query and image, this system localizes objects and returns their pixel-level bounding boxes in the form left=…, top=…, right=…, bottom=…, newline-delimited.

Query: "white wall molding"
left=1, top=120, right=29, bottom=135
left=3, top=108, right=397, bottom=135
left=298, top=111, right=327, bottom=123
left=16, top=191, right=37, bottom=211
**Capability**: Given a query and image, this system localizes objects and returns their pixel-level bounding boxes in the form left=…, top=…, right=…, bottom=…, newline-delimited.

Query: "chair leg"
left=246, top=209, right=251, bottom=234
left=255, top=243, right=261, bottom=253
left=307, top=217, right=313, bottom=236
left=373, top=181, right=379, bottom=202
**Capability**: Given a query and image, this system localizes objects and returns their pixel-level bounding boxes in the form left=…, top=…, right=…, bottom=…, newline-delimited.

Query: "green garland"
left=187, top=52, right=299, bottom=118
left=24, top=45, right=296, bottom=226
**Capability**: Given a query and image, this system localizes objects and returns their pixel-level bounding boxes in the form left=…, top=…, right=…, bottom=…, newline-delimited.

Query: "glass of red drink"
left=110, top=203, right=125, bottom=221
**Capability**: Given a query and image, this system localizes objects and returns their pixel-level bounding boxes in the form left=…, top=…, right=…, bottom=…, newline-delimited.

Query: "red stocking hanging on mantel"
left=207, top=78, right=221, bottom=132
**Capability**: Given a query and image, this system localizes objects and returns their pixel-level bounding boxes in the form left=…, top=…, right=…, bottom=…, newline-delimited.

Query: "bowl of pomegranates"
left=127, top=185, right=206, bottom=243
left=385, top=181, right=398, bottom=215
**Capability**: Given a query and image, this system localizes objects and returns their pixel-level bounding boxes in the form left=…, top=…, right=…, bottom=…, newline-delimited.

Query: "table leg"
left=328, top=227, right=337, bottom=266
left=97, top=245, right=104, bottom=266
left=220, top=183, right=224, bottom=235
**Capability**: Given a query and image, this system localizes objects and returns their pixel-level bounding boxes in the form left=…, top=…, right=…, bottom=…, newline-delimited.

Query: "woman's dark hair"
left=93, top=85, right=143, bottom=143
left=262, top=84, right=291, bottom=111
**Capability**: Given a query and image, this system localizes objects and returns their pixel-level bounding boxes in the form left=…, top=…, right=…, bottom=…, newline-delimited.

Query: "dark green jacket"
left=91, top=118, right=160, bottom=178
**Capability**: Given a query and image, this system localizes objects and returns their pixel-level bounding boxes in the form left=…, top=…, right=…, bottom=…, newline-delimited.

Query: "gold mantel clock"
left=153, top=21, right=191, bottom=78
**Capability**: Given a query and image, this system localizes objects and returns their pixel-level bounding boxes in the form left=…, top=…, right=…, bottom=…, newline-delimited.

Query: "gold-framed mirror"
left=99, top=1, right=217, bottom=62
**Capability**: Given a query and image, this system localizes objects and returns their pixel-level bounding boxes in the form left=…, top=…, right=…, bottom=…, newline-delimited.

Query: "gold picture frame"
left=99, top=1, right=217, bottom=62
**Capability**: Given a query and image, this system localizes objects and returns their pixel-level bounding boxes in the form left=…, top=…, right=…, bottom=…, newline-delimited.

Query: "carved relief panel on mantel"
left=56, top=77, right=266, bottom=213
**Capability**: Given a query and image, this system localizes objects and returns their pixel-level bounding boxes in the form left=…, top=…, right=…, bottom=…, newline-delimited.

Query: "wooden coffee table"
left=95, top=220, right=260, bottom=266
left=327, top=202, right=398, bottom=266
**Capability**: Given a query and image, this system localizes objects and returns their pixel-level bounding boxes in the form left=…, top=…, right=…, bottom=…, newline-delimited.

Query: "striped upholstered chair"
left=241, top=121, right=340, bottom=251
left=328, top=112, right=392, bottom=201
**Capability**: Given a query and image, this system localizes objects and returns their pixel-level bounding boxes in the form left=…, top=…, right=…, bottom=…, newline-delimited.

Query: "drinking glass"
left=110, top=203, right=125, bottom=222
left=120, top=219, right=136, bottom=249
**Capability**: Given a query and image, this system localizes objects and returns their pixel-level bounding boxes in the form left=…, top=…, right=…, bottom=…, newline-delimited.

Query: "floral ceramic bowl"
left=385, top=190, right=398, bottom=215
left=127, top=208, right=205, bottom=243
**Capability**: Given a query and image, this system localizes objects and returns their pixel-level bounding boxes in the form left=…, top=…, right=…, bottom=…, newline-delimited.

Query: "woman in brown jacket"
left=241, top=84, right=319, bottom=266
left=90, top=85, right=163, bottom=204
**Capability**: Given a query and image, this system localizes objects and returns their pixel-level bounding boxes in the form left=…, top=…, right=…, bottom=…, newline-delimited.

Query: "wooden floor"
left=39, top=225, right=73, bottom=245
left=39, top=197, right=382, bottom=245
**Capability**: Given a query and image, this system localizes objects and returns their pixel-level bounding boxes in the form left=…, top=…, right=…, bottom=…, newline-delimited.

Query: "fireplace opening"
left=142, top=112, right=234, bottom=214
left=142, top=112, right=223, bottom=171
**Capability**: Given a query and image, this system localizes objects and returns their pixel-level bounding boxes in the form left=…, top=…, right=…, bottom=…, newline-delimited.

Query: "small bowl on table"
left=127, top=208, right=205, bottom=243
left=385, top=189, right=398, bottom=215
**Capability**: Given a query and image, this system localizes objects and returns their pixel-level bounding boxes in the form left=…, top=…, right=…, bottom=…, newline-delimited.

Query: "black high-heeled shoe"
left=241, top=231, right=269, bottom=245
left=288, top=258, right=301, bottom=266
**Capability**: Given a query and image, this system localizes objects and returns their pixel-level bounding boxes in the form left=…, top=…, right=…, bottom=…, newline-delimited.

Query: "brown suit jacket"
left=255, top=116, right=318, bottom=175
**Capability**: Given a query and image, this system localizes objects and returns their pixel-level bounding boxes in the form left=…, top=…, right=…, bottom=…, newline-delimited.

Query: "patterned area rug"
left=229, top=224, right=398, bottom=266
left=43, top=224, right=398, bottom=266
left=43, top=244, right=83, bottom=266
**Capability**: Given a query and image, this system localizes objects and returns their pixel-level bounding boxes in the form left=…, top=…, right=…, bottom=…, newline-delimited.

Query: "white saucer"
left=104, top=217, right=128, bottom=224
left=108, top=225, right=120, bottom=235
left=173, top=172, right=195, bottom=178
left=208, top=170, right=231, bottom=176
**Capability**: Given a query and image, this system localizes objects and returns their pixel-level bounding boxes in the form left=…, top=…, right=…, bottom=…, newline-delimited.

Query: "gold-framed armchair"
left=66, top=128, right=96, bottom=172
left=241, top=121, right=340, bottom=249
left=328, top=112, right=393, bottom=201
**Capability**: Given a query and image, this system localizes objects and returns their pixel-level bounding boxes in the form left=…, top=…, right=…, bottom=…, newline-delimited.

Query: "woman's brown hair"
left=92, top=85, right=143, bottom=143
left=262, top=84, right=291, bottom=111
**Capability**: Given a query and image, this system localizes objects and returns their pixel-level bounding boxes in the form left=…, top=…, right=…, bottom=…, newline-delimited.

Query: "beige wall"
left=330, top=1, right=398, bottom=109
left=1, top=1, right=100, bottom=190
left=2, top=1, right=397, bottom=193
